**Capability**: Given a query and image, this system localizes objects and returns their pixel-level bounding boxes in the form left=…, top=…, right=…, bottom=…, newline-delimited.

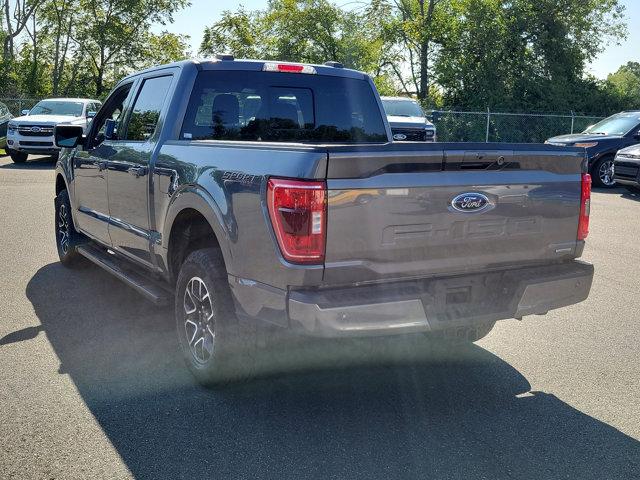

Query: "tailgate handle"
left=460, top=154, right=507, bottom=170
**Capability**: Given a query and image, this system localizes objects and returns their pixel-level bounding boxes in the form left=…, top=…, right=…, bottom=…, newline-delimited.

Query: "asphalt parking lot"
left=0, top=154, right=639, bottom=479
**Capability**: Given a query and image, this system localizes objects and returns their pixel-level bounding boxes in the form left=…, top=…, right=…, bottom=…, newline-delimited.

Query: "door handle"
left=128, top=166, right=147, bottom=177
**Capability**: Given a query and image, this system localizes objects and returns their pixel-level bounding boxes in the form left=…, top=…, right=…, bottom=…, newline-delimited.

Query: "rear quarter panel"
left=155, top=141, right=328, bottom=289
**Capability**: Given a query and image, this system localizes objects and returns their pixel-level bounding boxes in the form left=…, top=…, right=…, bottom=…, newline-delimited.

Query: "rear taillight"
left=267, top=178, right=326, bottom=264
left=578, top=173, right=591, bottom=241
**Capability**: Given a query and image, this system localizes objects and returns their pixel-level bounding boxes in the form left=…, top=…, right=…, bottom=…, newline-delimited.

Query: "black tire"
left=591, top=156, right=616, bottom=188
left=54, top=189, right=85, bottom=267
left=175, top=248, right=256, bottom=386
left=8, top=149, right=28, bottom=163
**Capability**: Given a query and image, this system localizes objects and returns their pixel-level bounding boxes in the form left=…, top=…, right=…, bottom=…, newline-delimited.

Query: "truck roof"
left=119, top=57, right=369, bottom=82
left=37, top=97, right=101, bottom=103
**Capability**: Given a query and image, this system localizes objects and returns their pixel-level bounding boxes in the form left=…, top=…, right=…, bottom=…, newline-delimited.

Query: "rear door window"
left=181, top=70, right=387, bottom=143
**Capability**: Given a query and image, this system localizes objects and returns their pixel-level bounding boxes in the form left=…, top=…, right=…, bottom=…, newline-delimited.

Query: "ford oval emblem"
left=451, top=192, right=490, bottom=212
left=393, top=133, right=407, bottom=141
left=31, top=126, right=41, bottom=133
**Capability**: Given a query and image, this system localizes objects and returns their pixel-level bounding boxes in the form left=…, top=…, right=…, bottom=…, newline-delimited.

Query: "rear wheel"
left=591, top=156, right=616, bottom=188
left=8, top=149, right=28, bottom=163
left=175, top=248, right=256, bottom=386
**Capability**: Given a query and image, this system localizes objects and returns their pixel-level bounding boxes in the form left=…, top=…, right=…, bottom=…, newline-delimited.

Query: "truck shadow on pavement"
left=25, top=262, right=639, bottom=480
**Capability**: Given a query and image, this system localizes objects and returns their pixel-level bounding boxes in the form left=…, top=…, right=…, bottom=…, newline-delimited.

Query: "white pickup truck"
left=6, top=98, right=101, bottom=163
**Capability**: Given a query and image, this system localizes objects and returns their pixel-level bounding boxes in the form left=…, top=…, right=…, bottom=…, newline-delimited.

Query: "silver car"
left=380, top=96, right=437, bottom=142
left=6, top=98, right=101, bottom=163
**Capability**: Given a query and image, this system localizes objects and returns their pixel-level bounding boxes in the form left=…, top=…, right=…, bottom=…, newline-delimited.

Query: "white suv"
left=6, top=98, right=101, bottom=163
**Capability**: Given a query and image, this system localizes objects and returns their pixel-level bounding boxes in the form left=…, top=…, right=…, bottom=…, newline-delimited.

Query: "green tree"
left=1, top=0, right=190, bottom=98
left=434, top=0, right=626, bottom=112
left=74, top=0, right=189, bottom=96
left=201, top=7, right=262, bottom=59
left=200, top=0, right=390, bottom=86
left=606, top=62, right=640, bottom=110
left=375, top=0, right=452, bottom=101
left=137, top=31, right=190, bottom=69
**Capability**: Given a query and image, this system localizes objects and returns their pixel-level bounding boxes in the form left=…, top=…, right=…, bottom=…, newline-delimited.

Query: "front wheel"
left=592, top=157, right=616, bottom=188
left=175, top=248, right=256, bottom=386
left=8, top=149, right=28, bottom=163
left=54, top=189, right=85, bottom=267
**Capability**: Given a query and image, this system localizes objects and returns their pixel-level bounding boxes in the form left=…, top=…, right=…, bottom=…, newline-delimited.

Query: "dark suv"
left=546, top=111, right=640, bottom=188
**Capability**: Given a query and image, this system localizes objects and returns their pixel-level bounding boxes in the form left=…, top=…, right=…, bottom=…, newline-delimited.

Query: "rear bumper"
left=287, top=261, right=593, bottom=337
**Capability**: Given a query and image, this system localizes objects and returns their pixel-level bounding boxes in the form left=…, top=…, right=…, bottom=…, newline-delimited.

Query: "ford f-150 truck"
left=53, top=56, right=594, bottom=385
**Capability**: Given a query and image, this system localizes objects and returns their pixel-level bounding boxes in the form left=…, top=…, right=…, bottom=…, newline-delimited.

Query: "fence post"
left=485, top=107, right=490, bottom=142
left=570, top=110, right=575, bottom=134
left=18, top=99, right=22, bottom=113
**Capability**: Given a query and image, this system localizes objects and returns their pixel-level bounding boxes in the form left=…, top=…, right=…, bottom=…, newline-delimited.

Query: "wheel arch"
left=55, top=173, right=67, bottom=195
left=163, top=186, right=233, bottom=283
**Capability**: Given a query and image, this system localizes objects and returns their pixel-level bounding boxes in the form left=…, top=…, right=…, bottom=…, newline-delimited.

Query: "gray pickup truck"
left=53, top=56, right=594, bottom=385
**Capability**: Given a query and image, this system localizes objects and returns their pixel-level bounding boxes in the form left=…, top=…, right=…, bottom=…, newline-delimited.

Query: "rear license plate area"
left=422, top=271, right=512, bottom=323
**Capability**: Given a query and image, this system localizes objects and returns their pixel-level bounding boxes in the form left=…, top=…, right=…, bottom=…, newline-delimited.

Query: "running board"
left=77, top=244, right=173, bottom=306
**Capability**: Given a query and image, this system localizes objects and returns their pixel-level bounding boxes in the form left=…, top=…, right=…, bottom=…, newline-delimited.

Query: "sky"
left=154, top=0, right=640, bottom=79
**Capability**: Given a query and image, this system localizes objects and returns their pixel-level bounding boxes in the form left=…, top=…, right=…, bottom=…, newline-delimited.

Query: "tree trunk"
left=95, top=67, right=104, bottom=97
left=3, top=0, right=14, bottom=61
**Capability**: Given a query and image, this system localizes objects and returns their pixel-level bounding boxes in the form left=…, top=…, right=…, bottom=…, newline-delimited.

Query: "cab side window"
left=89, top=83, right=133, bottom=147
left=125, top=76, right=172, bottom=141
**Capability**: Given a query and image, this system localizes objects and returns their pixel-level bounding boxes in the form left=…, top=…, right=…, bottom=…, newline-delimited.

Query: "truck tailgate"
left=323, top=143, right=586, bottom=284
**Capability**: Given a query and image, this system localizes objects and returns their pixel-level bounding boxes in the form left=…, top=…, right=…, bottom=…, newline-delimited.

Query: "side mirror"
left=21, top=109, right=30, bottom=116
left=87, top=111, right=97, bottom=119
left=54, top=125, right=85, bottom=148
left=104, top=118, right=117, bottom=140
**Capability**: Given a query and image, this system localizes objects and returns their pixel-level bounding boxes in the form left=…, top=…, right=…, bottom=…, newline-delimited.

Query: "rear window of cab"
left=180, top=70, right=388, bottom=143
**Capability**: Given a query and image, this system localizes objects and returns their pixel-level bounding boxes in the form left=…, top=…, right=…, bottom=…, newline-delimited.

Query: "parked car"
left=380, top=96, right=436, bottom=141
left=613, top=144, right=640, bottom=193
left=6, top=98, right=102, bottom=163
left=546, top=111, right=640, bottom=188
left=53, top=56, right=593, bottom=386
left=0, top=101, right=13, bottom=150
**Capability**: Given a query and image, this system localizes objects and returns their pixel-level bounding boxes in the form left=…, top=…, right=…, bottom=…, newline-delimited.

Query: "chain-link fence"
left=1, top=97, right=606, bottom=144
left=0, top=98, right=40, bottom=116
left=429, top=109, right=605, bottom=143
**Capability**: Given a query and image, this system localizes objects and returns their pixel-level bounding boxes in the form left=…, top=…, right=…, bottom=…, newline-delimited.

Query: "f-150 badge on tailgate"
left=451, top=192, right=490, bottom=212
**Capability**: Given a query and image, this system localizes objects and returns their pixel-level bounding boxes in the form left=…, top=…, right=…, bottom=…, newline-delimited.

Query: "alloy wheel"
left=599, top=159, right=616, bottom=187
left=183, top=277, right=216, bottom=365
left=58, top=203, right=70, bottom=255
